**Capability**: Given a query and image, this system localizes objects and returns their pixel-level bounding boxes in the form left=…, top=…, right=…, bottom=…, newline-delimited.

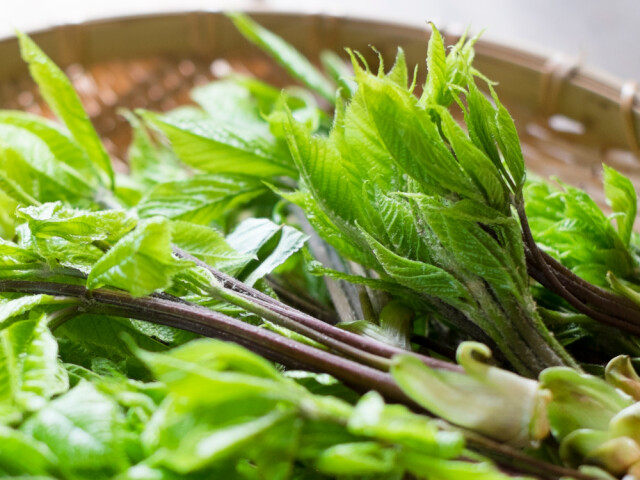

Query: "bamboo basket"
left=0, top=10, right=639, bottom=209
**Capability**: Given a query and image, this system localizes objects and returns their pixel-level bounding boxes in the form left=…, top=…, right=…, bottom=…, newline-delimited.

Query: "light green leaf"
left=315, top=442, right=396, bottom=476
left=320, top=50, right=357, bottom=97
left=159, top=409, right=294, bottom=474
left=603, top=164, right=637, bottom=247
left=88, top=217, right=193, bottom=297
left=277, top=188, right=379, bottom=269
left=0, top=124, right=93, bottom=202
left=227, top=13, right=335, bottom=102
left=423, top=23, right=448, bottom=105
left=191, top=79, right=271, bottom=136
left=0, top=238, right=42, bottom=266
left=227, top=218, right=308, bottom=287
left=0, top=110, right=99, bottom=186
left=21, top=381, right=129, bottom=473
left=170, top=220, right=253, bottom=275
left=136, top=339, right=288, bottom=405
left=17, top=32, right=114, bottom=188
left=19, top=234, right=103, bottom=275
left=464, top=83, right=502, bottom=171
left=540, top=366, right=633, bottom=441
left=138, top=339, right=282, bottom=384
left=136, top=174, right=266, bottom=225
left=489, top=87, right=526, bottom=191
left=0, top=425, right=58, bottom=476
left=400, top=451, right=520, bottom=480
left=356, top=72, right=482, bottom=201
left=0, top=294, right=77, bottom=329
left=141, top=111, right=295, bottom=178
left=348, top=391, right=464, bottom=457
left=436, top=107, right=508, bottom=211
left=17, top=202, right=136, bottom=243
left=139, top=353, right=286, bottom=407
left=0, top=315, right=69, bottom=415
left=282, top=111, right=369, bottom=234
left=0, top=169, right=39, bottom=207
left=123, top=110, right=187, bottom=189
left=386, top=47, right=409, bottom=89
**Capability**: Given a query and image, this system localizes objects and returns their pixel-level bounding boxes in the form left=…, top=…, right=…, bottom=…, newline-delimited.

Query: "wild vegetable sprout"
left=1, top=12, right=640, bottom=480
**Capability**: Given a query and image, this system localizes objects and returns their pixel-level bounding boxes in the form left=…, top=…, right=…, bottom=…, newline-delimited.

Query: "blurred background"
left=1, top=0, right=639, bottom=82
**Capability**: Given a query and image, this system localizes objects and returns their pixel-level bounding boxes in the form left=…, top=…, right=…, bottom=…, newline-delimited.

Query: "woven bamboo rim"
left=0, top=10, right=638, bottom=207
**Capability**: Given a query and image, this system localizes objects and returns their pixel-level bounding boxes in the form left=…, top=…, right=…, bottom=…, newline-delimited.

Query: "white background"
left=0, top=0, right=639, bottom=82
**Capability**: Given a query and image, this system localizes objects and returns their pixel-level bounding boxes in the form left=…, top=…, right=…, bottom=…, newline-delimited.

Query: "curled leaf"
left=605, top=355, right=640, bottom=401
left=391, top=342, right=549, bottom=447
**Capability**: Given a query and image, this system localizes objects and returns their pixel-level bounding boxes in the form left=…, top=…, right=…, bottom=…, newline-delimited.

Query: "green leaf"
left=386, top=48, right=409, bottom=89
left=526, top=178, right=634, bottom=286
left=17, top=32, right=114, bottom=188
left=191, top=79, right=271, bottom=136
left=603, top=164, right=637, bottom=247
left=320, top=50, right=357, bottom=97
left=0, top=110, right=99, bottom=187
left=157, top=409, right=295, bottom=474
left=464, top=83, right=502, bottom=172
left=423, top=23, right=448, bottom=105
left=144, top=338, right=282, bottom=381
left=88, top=217, right=193, bottom=297
left=540, top=367, right=633, bottom=441
left=356, top=72, right=482, bottom=202
left=315, top=442, right=397, bottom=476
left=227, top=13, right=335, bottom=102
left=283, top=111, right=367, bottom=227
left=489, top=87, right=526, bottom=192
left=56, top=314, right=168, bottom=372
left=0, top=315, right=69, bottom=415
left=400, top=450, right=518, bottom=480
left=123, top=110, right=187, bottom=189
left=0, top=425, right=57, bottom=476
left=136, top=175, right=266, bottom=225
left=141, top=111, right=296, bottom=178
left=21, top=381, right=129, bottom=473
left=136, top=339, right=288, bottom=404
left=19, top=234, right=104, bottom=276
left=359, top=228, right=472, bottom=310
left=436, top=107, right=508, bottom=211
left=17, top=202, right=136, bottom=243
left=0, top=294, right=77, bottom=329
left=227, top=218, right=308, bottom=287
left=348, top=391, right=464, bottom=457
left=0, top=124, right=93, bottom=202
left=170, top=220, right=253, bottom=275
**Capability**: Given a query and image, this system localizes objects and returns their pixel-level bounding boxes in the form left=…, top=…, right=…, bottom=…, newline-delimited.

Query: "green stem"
left=47, top=304, right=81, bottom=330
left=174, top=246, right=460, bottom=373
left=0, top=263, right=42, bottom=271
left=208, top=279, right=392, bottom=371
